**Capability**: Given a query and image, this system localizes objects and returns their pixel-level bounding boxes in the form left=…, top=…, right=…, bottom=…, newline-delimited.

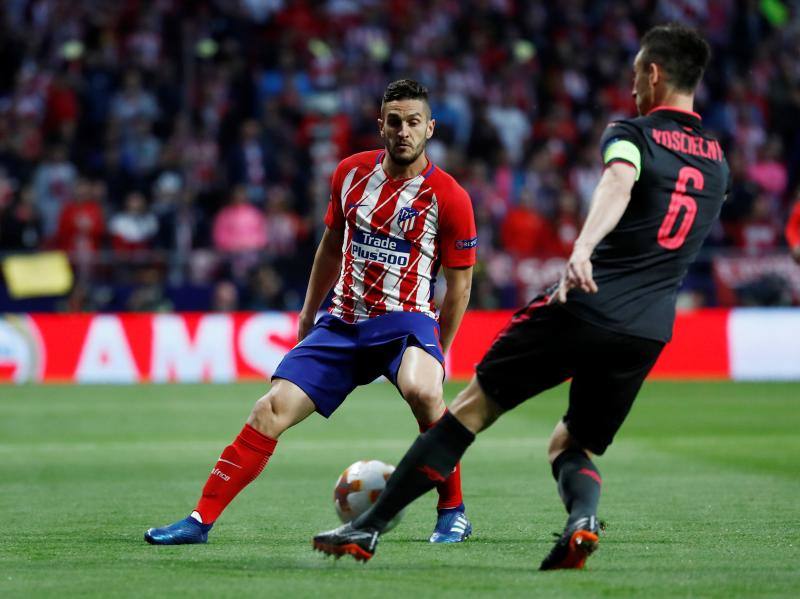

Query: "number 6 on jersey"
left=658, top=166, right=704, bottom=250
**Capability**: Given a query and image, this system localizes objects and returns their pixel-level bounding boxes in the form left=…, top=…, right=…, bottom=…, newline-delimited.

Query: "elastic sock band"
left=239, top=424, right=277, bottom=454
left=417, top=409, right=448, bottom=433
left=551, top=447, right=588, bottom=481
left=439, top=412, right=476, bottom=445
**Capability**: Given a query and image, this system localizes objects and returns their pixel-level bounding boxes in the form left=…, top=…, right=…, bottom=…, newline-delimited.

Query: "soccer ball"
left=333, top=460, right=404, bottom=532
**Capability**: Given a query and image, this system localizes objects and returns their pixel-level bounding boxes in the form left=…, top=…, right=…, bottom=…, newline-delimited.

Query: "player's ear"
left=426, top=118, right=435, bottom=140
left=648, top=62, right=660, bottom=86
left=377, top=117, right=384, bottom=138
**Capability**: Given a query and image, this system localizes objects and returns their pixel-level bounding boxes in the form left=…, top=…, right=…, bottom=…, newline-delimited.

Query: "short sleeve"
left=600, top=121, right=645, bottom=181
left=324, top=163, right=346, bottom=230
left=439, top=184, right=477, bottom=268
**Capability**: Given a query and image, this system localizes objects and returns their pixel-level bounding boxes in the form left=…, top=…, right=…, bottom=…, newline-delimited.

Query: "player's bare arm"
left=438, top=266, right=473, bottom=354
left=298, top=227, right=345, bottom=340
left=552, top=163, right=636, bottom=304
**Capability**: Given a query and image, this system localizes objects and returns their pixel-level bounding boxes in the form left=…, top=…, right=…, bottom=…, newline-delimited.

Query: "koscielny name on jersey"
left=651, top=128, right=724, bottom=161
left=351, top=230, right=411, bottom=266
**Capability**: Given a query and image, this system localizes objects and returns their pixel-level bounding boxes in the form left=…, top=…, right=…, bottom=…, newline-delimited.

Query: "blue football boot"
left=144, top=516, right=213, bottom=545
left=429, top=505, right=472, bottom=543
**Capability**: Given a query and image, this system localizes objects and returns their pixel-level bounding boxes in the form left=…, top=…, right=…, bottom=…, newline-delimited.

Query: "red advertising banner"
left=0, top=309, right=748, bottom=384
left=712, top=254, right=800, bottom=305
left=446, top=309, right=731, bottom=380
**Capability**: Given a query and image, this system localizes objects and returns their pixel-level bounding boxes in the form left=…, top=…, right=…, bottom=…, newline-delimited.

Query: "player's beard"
left=386, top=138, right=426, bottom=166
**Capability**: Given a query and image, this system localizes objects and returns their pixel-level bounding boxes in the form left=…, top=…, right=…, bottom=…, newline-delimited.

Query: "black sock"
left=551, top=448, right=602, bottom=526
left=355, top=412, right=475, bottom=532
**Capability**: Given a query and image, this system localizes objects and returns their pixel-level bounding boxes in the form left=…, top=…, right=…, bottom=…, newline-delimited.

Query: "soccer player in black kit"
left=313, top=24, right=730, bottom=570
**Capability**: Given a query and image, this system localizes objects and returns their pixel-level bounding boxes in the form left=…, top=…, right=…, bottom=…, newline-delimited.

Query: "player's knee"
left=450, top=381, right=500, bottom=434
left=248, top=391, right=290, bottom=438
left=403, top=384, right=443, bottom=419
left=547, top=421, right=589, bottom=464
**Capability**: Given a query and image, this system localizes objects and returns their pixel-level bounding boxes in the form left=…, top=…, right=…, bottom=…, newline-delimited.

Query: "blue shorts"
left=272, top=311, right=444, bottom=417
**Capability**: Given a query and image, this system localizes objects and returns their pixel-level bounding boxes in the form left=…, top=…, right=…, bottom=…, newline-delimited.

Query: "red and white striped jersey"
left=324, top=150, right=477, bottom=322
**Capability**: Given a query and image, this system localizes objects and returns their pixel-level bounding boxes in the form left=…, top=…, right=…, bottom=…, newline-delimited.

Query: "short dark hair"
left=640, top=24, right=711, bottom=92
left=381, top=79, right=430, bottom=116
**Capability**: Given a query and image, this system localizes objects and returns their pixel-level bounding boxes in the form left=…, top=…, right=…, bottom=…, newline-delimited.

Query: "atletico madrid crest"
left=397, top=207, right=418, bottom=232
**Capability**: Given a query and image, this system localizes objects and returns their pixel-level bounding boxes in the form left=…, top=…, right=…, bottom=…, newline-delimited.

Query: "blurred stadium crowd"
left=0, top=0, right=799, bottom=312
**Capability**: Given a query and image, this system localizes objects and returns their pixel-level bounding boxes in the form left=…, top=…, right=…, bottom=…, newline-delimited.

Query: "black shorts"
left=475, top=296, right=664, bottom=455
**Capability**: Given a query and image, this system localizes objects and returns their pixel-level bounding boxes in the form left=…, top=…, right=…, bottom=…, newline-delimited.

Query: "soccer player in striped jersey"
left=145, top=79, right=477, bottom=545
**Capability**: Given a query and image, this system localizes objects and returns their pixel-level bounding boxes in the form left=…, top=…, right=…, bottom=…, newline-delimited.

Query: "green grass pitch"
left=1, top=381, right=799, bottom=598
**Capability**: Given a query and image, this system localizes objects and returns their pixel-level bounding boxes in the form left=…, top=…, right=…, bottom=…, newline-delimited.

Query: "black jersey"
left=563, top=107, right=729, bottom=342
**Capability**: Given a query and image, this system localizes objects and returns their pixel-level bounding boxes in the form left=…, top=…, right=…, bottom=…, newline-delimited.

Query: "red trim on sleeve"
left=603, top=158, right=637, bottom=172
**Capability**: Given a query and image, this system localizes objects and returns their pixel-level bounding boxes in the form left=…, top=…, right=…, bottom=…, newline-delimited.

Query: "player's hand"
left=549, top=244, right=598, bottom=304
left=297, top=311, right=315, bottom=341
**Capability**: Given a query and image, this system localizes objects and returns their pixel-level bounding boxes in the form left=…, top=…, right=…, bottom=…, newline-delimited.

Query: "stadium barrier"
left=0, top=309, right=798, bottom=384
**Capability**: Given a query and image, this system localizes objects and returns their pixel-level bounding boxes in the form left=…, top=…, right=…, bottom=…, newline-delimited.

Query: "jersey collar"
left=646, top=105, right=702, bottom=123
left=377, top=150, right=436, bottom=181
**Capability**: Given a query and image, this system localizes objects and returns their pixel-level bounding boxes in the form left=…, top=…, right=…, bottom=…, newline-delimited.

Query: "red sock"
left=195, top=424, right=277, bottom=523
left=419, top=415, right=464, bottom=510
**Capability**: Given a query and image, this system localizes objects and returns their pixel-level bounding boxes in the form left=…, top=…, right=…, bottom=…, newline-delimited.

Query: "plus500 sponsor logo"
left=352, top=231, right=411, bottom=266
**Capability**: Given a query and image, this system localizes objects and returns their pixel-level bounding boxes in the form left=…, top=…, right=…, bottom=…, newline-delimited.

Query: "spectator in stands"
left=213, top=184, right=267, bottom=281
left=155, top=185, right=210, bottom=254
left=150, top=171, right=182, bottom=216
left=44, top=69, right=79, bottom=142
left=126, top=266, right=173, bottom=312
left=500, top=190, right=556, bottom=258
left=227, top=119, right=270, bottom=200
left=0, top=175, right=15, bottom=248
left=109, top=191, right=158, bottom=253
left=32, top=143, right=77, bottom=238
left=111, top=70, right=159, bottom=135
left=120, top=117, right=162, bottom=179
left=0, top=185, right=42, bottom=250
left=731, top=192, right=782, bottom=255
left=211, top=280, right=239, bottom=312
left=568, top=146, right=601, bottom=215
left=262, top=185, right=306, bottom=257
left=212, top=185, right=266, bottom=254
left=786, top=197, right=800, bottom=264
left=551, top=190, right=582, bottom=258
left=54, top=178, right=105, bottom=254
left=0, top=1, right=799, bottom=310
left=174, top=116, right=220, bottom=194
left=246, top=264, right=286, bottom=311
left=746, top=137, right=788, bottom=199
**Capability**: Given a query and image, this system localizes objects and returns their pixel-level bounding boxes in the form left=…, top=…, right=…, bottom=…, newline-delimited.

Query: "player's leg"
left=144, top=381, right=315, bottom=545
left=146, top=314, right=358, bottom=545
left=547, top=421, right=601, bottom=529
left=312, top=376, right=501, bottom=559
left=396, top=346, right=504, bottom=431
left=395, top=346, right=473, bottom=542
left=361, top=372, right=511, bottom=533
left=192, top=380, right=316, bottom=523
left=538, top=421, right=602, bottom=570
left=313, top=298, right=572, bottom=559
left=539, top=326, right=664, bottom=570
left=395, top=345, right=446, bottom=424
